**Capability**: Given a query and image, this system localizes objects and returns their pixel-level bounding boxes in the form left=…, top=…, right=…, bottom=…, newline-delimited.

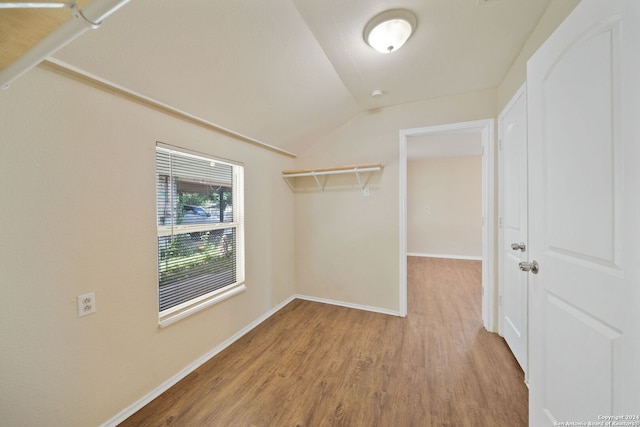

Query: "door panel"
left=499, top=86, right=528, bottom=376
left=543, top=29, right=618, bottom=264
left=527, top=1, right=636, bottom=424
left=544, top=294, right=621, bottom=421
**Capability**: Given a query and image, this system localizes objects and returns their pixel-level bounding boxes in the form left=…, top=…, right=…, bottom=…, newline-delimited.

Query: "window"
left=156, top=144, right=245, bottom=326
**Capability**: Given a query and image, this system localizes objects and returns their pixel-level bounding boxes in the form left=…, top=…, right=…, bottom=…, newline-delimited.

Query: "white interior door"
left=498, top=85, right=528, bottom=378
left=527, top=0, right=640, bottom=424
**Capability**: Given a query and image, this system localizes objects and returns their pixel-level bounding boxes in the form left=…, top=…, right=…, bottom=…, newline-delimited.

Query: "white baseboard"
left=101, top=294, right=401, bottom=426
left=407, top=252, right=482, bottom=261
left=294, top=294, right=403, bottom=317
left=100, top=294, right=297, bottom=427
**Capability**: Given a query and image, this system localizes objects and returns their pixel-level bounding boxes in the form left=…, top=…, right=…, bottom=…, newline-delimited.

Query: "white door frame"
left=399, top=119, right=496, bottom=331
left=498, top=83, right=527, bottom=336
left=498, top=83, right=529, bottom=378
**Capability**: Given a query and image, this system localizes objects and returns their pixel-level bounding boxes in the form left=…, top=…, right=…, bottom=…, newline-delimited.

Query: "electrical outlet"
left=77, top=292, right=96, bottom=317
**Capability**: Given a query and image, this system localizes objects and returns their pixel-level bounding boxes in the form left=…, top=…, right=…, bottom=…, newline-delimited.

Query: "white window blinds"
left=156, top=145, right=244, bottom=314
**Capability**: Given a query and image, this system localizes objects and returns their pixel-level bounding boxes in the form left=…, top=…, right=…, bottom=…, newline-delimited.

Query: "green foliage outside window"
left=158, top=231, right=234, bottom=287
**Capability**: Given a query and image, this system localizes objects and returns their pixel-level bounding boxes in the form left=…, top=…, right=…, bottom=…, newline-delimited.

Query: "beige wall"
left=407, top=156, right=482, bottom=258
left=293, top=0, right=579, bottom=318
left=497, top=0, right=581, bottom=110
left=0, top=67, right=295, bottom=426
left=293, top=89, right=497, bottom=311
left=0, top=2, right=581, bottom=424
left=489, top=0, right=580, bottom=327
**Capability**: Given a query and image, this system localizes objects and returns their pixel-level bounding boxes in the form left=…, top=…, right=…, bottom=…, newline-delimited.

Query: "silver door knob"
left=511, top=242, right=526, bottom=252
left=519, top=260, right=539, bottom=274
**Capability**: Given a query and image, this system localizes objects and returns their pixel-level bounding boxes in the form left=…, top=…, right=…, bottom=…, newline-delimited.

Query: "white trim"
left=399, top=119, right=496, bottom=332
left=407, top=252, right=483, bottom=261
left=156, top=147, right=246, bottom=326
left=156, top=142, right=243, bottom=167
left=294, top=294, right=403, bottom=317
left=482, top=120, right=496, bottom=332
left=158, top=284, right=246, bottom=328
left=399, top=136, right=408, bottom=316
left=102, top=293, right=408, bottom=425
left=497, top=82, right=527, bottom=337
left=38, top=58, right=297, bottom=158
left=102, top=293, right=400, bottom=426
left=101, top=295, right=298, bottom=427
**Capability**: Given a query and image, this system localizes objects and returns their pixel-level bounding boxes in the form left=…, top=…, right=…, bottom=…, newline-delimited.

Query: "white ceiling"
left=51, top=0, right=551, bottom=154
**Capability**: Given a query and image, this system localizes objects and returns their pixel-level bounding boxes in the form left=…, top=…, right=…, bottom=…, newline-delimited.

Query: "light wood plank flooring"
left=119, top=257, right=528, bottom=426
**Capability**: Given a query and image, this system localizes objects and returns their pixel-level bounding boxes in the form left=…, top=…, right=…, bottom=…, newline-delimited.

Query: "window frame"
left=156, top=143, right=245, bottom=327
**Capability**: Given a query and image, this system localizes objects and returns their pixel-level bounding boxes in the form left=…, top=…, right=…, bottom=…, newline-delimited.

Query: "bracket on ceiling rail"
left=0, top=0, right=128, bottom=89
left=71, top=2, right=101, bottom=28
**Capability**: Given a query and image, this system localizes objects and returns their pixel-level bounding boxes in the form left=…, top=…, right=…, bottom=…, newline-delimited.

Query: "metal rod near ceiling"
left=0, top=0, right=131, bottom=89
left=0, top=3, right=73, bottom=8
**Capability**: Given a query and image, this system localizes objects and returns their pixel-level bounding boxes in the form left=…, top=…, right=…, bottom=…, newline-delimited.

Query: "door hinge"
left=499, top=295, right=502, bottom=306
left=499, top=217, right=503, bottom=229
left=499, top=139, right=503, bottom=150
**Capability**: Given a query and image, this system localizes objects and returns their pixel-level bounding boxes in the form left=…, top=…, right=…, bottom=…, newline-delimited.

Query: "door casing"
left=498, top=83, right=529, bottom=379
left=399, top=119, right=495, bottom=330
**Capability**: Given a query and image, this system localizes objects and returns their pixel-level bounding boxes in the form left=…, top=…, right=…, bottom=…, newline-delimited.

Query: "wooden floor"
left=120, top=257, right=528, bottom=426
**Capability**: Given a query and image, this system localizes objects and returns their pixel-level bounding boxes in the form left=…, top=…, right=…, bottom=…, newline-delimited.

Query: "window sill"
left=158, top=283, right=246, bottom=328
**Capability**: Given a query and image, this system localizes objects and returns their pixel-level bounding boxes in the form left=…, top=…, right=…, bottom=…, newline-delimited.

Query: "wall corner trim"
left=407, top=252, right=483, bottom=261
left=294, top=294, right=404, bottom=317
left=100, top=293, right=403, bottom=426
left=100, top=295, right=297, bottom=427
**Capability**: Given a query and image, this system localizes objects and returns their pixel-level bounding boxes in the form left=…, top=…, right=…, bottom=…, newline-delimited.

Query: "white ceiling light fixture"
left=364, top=9, right=416, bottom=53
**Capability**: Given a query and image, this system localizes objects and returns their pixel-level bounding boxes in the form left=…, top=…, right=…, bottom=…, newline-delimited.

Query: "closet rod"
left=282, top=164, right=383, bottom=178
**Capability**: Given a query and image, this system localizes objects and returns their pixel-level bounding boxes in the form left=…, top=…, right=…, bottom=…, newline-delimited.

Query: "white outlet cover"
left=77, top=292, right=96, bottom=317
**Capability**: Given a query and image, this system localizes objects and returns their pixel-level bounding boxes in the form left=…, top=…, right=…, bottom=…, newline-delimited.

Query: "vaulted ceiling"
left=2, top=0, right=552, bottom=154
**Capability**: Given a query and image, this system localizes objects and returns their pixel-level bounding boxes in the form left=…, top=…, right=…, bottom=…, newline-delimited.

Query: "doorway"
left=399, top=119, right=495, bottom=331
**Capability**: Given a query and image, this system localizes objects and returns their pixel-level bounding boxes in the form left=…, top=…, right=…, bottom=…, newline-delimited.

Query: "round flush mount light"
left=364, top=9, right=416, bottom=53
